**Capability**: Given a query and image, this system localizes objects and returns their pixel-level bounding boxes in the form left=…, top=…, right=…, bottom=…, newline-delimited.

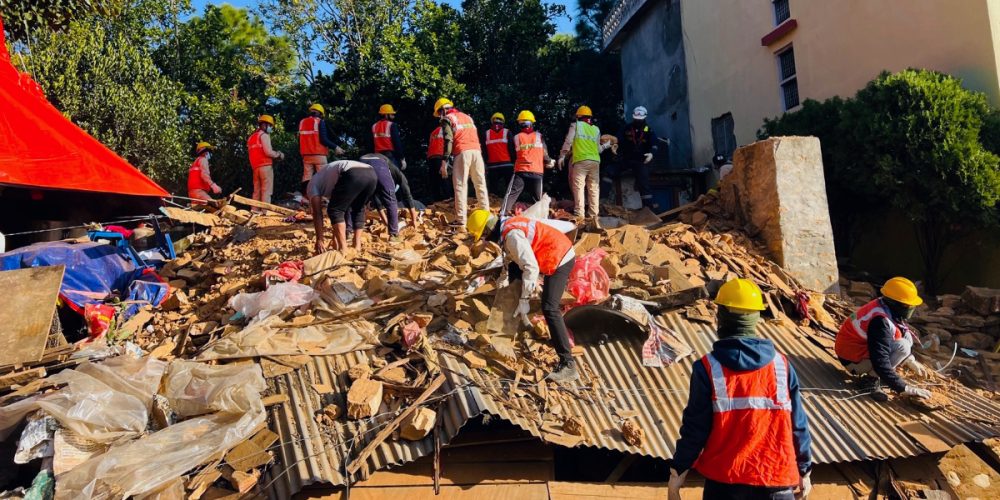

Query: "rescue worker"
left=426, top=125, right=452, bottom=202
left=483, top=112, right=515, bottom=194
left=501, top=110, right=555, bottom=215
left=247, top=114, right=285, bottom=206
left=307, top=159, right=378, bottom=253
left=372, top=104, right=406, bottom=169
left=466, top=209, right=578, bottom=382
left=668, top=279, right=813, bottom=500
left=298, top=103, right=345, bottom=196
left=352, top=153, right=418, bottom=242
left=835, top=277, right=932, bottom=402
left=607, top=106, right=658, bottom=209
left=435, top=97, right=489, bottom=226
left=187, top=141, right=221, bottom=202
left=558, top=105, right=611, bottom=227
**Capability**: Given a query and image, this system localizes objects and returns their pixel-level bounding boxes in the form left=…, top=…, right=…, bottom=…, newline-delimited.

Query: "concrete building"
left=603, top=0, right=1000, bottom=168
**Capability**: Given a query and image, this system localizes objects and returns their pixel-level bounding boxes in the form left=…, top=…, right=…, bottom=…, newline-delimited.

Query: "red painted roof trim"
left=762, top=19, right=798, bottom=47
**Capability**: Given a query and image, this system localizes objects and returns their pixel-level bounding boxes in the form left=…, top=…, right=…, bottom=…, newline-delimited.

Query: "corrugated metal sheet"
left=265, top=309, right=1000, bottom=497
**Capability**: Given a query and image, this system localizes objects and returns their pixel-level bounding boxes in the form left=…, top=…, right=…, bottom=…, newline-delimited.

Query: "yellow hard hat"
left=576, top=105, right=593, bottom=118
left=379, top=104, right=396, bottom=115
left=308, top=103, right=325, bottom=115
left=433, top=97, right=453, bottom=116
left=881, top=277, right=922, bottom=307
left=517, top=110, right=535, bottom=123
left=715, top=278, right=766, bottom=312
left=466, top=209, right=494, bottom=240
left=258, top=114, right=275, bottom=126
left=491, top=112, right=505, bottom=122
left=195, top=141, right=214, bottom=154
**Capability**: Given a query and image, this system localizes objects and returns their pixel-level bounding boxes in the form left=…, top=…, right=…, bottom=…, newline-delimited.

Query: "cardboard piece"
left=0, top=265, right=64, bottom=367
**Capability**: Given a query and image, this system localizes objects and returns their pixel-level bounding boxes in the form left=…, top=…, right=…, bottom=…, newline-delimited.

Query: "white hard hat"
left=632, top=106, right=648, bottom=120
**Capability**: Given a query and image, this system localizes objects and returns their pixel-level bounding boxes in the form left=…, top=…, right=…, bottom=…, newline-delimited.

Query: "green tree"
left=0, top=0, right=124, bottom=40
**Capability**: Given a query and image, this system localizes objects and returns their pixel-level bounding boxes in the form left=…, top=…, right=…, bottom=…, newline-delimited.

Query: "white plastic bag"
left=162, top=360, right=267, bottom=417
left=228, top=281, right=318, bottom=324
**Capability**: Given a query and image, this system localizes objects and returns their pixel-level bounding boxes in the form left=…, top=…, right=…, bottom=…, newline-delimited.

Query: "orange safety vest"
left=427, top=127, right=444, bottom=159
left=694, top=352, right=799, bottom=487
left=372, top=119, right=395, bottom=153
left=247, top=129, right=272, bottom=168
left=485, top=128, right=512, bottom=164
left=514, top=131, right=544, bottom=174
left=299, top=116, right=329, bottom=156
left=445, top=111, right=480, bottom=154
left=187, top=156, right=212, bottom=193
left=835, top=299, right=907, bottom=363
left=500, top=216, right=572, bottom=276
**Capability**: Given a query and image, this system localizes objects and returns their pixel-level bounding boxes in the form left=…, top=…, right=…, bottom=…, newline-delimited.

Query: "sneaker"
left=545, top=360, right=579, bottom=383
left=388, top=234, right=401, bottom=243
left=859, top=376, right=888, bottom=402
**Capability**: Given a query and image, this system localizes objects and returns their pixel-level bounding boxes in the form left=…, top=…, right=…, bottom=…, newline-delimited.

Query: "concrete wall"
left=618, top=0, right=692, bottom=168
left=676, top=0, right=1000, bottom=168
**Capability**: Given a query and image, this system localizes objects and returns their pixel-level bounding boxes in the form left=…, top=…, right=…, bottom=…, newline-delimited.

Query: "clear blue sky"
left=189, top=0, right=578, bottom=33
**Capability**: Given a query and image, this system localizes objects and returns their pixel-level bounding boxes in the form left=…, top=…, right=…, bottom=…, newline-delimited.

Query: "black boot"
left=859, top=375, right=888, bottom=402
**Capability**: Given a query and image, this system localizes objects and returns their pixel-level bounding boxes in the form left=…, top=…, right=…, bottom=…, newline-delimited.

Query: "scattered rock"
left=346, top=378, right=383, bottom=419
left=400, top=407, right=436, bottom=440
left=621, top=420, right=643, bottom=447
left=562, top=417, right=584, bottom=436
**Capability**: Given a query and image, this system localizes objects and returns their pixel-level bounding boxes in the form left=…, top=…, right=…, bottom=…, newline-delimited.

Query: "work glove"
left=334, top=146, right=345, bottom=156
left=558, top=155, right=566, bottom=168
left=401, top=158, right=408, bottom=170
left=643, top=153, right=653, bottom=164
left=521, top=278, right=538, bottom=299
left=277, top=152, right=286, bottom=160
left=796, top=470, right=812, bottom=499
left=515, top=299, right=531, bottom=326
left=211, top=183, right=222, bottom=194
left=667, top=468, right=688, bottom=500
left=546, top=159, right=556, bottom=169
left=903, top=356, right=928, bottom=378
left=903, top=385, right=931, bottom=399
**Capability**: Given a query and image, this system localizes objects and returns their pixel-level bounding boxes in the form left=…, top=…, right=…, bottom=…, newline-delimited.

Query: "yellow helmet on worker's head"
left=195, top=141, right=215, bottom=154
left=433, top=97, right=453, bottom=116
left=881, top=277, right=922, bottom=307
left=491, top=112, right=505, bottom=122
left=258, top=114, right=275, bottom=126
left=466, top=209, right=496, bottom=240
left=308, top=103, right=325, bottom=116
left=576, top=105, right=593, bottom=118
left=379, top=104, right=396, bottom=115
left=715, top=278, right=766, bottom=313
left=517, top=110, right=535, bottom=123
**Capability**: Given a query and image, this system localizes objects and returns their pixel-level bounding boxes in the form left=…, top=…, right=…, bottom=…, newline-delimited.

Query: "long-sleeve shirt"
left=317, top=120, right=340, bottom=150
left=512, top=131, right=553, bottom=165
left=867, top=317, right=909, bottom=393
left=194, top=156, right=215, bottom=187
left=503, top=222, right=576, bottom=291
left=259, top=131, right=281, bottom=159
left=441, top=118, right=456, bottom=158
left=306, top=160, right=372, bottom=198
left=617, top=123, right=657, bottom=163
left=559, top=122, right=611, bottom=160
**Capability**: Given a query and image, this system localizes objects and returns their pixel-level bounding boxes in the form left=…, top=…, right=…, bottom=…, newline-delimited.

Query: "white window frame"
left=775, top=45, right=799, bottom=111
left=772, top=0, right=791, bottom=26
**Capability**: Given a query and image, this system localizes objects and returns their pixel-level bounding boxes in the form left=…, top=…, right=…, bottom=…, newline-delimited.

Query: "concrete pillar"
left=720, top=137, right=840, bottom=293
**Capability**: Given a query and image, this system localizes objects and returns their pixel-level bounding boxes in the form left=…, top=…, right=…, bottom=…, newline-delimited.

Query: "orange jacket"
left=444, top=110, right=480, bottom=154
left=299, top=116, right=329, bottom=156
left=835, top=299, right=905, bottom=363
left=485, top=128, right=512, bottom=164
left=247, top=129, right=272, bottom=168
left=514, top=131, right=545, bottom=174
left=187, top=156, right=213, bottom=193
left=372, top=119, right=394, bottom=153
left=500, top=216, right=572, bottom=276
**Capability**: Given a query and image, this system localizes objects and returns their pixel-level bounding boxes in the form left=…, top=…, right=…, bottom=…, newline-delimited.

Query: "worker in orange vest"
left=669, top=279, right=813, bottom=500
left=466, top=209, right=578, bottom=382
left=187, top=141, right=221, bottom=203
left=483, top=112, right=515, bottom=194
left=246, top=115, right=285, bottom=206
left=501, top=110, right=554, bottom=215
left=370, top=104, right=417, bottom=226
left=434, top=97, right=489, bottom=226
left=426, top=125, right=451, bottom=202
left=298, top=103, right=345, bottom=196
left=835, top=277, right=931, bottom=402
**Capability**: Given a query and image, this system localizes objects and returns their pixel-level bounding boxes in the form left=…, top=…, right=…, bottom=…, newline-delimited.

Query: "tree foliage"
left=0, top=0, right=124, bottom=40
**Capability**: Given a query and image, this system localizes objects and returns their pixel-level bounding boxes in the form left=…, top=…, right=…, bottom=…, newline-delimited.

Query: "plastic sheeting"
left=196, top=315, right=377, bottom=360
left=228, top=281, right=318, bottom=324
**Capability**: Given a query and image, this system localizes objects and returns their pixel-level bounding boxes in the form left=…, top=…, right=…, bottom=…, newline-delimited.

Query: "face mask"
left=204, top=152, right=212, bottom=161
left=492, top=122, right=503, bottom=131
left=519, top=121, right=533, bottom=130
left=266, top=125, right=274, bottom=134
left=901, top=307, right=915, bottom=320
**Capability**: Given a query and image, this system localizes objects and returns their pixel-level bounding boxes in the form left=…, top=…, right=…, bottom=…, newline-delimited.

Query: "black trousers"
left=503, top=172, right=543, bottom=214
left=328, top=167, right=377, bottom=229
left=486, top=163, right=513, bottom=196
left=703, top=479, right=794, bottom=500
left=603, top=160, right=653, bottom=207
left=426, top=157, right=453, bottom=202
left=508, top=256, right=576, bottom=364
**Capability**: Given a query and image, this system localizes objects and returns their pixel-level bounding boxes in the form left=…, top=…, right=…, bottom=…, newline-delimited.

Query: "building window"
left=777, top=46, right=799, bottom=110
left=711, top=113, right=737, bottom=160
left=773, top=0, right=791, bottom=25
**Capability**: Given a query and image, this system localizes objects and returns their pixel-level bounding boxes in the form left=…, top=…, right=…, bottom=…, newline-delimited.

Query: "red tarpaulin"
left=0, top=16, right=168, bottom=198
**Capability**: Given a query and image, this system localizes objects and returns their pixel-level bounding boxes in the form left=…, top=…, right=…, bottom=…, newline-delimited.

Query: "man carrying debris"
left=501, top=110, right=555, bottom=215
left=559, top=105, right=612, bottom=228
left=835, top=276, right=932, bottom=402
left=299, top=103, right=345, bottom=196
left=307, top=159, right=378, bottom=253
left=483, top=112, right=515, bottom=194
left=466, top=209, right=578, bottom=382
left=669, top=278, right=813, bottom=500
left=187, top=141, right=221, bottom=202
left=247, top=114, right=285, bottom=206
left=435, top=97, right=489, bottom=227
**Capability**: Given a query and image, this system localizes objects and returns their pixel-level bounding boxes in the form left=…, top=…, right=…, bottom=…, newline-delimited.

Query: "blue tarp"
left=0, top=241, right=168, bottom=318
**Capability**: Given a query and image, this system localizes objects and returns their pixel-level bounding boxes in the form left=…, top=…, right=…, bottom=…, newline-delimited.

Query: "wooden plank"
left=159, top=206, right=221, bottom=226
left=231, top=194, right=297, bottom=216
left=0, top=367, right=46, bottom=392
left=0, top=266, right=63, bottom=367
left=352, top=460, right=554, bottom=487
left=897, top=421, right=951, bottom=453
left=547, top=481, right=669, bottom=499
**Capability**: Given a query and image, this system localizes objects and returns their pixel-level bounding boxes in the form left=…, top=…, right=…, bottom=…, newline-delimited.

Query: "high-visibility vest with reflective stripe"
left=835, top=299, right=905, bottom=363
left=514, top=131, right=544, bottom=174
left=571, top=121, right=600, bottom=164
left=500, top=216, right=572, bottom=276
left=372, top=119, right=394, bottom=153
left=247, top=129, right=271, bottom=168
left=299, top=116, right=329, bottom=156
left=187, top=156, right=212, bottom=193
left=485, top=128, right=512, bottom=164
left=427, top=127, right=444, bottom=159
left=445, top=111, right=480, bottom=154
left=695, top=352, right=799, bottom=487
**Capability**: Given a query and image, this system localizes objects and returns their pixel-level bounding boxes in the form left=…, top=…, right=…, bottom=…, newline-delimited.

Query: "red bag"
left=84, top=303, right=116, bottom=339
left=567, top=249, right=610, bottom=306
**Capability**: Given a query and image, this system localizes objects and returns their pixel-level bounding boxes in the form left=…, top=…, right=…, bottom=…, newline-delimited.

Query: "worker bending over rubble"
left=307, top=160, right=377, bottom=253
left=669, top=278, right=812, bottom=500
left=466, top=209, right=578, bottom=382
left=187, top=141, right=221, bottom=202
left=835, top=276, right=931, bottom=402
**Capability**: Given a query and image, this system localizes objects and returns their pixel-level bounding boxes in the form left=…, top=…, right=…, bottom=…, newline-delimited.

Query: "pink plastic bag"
left=567, top=249, right=610, bottom=306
